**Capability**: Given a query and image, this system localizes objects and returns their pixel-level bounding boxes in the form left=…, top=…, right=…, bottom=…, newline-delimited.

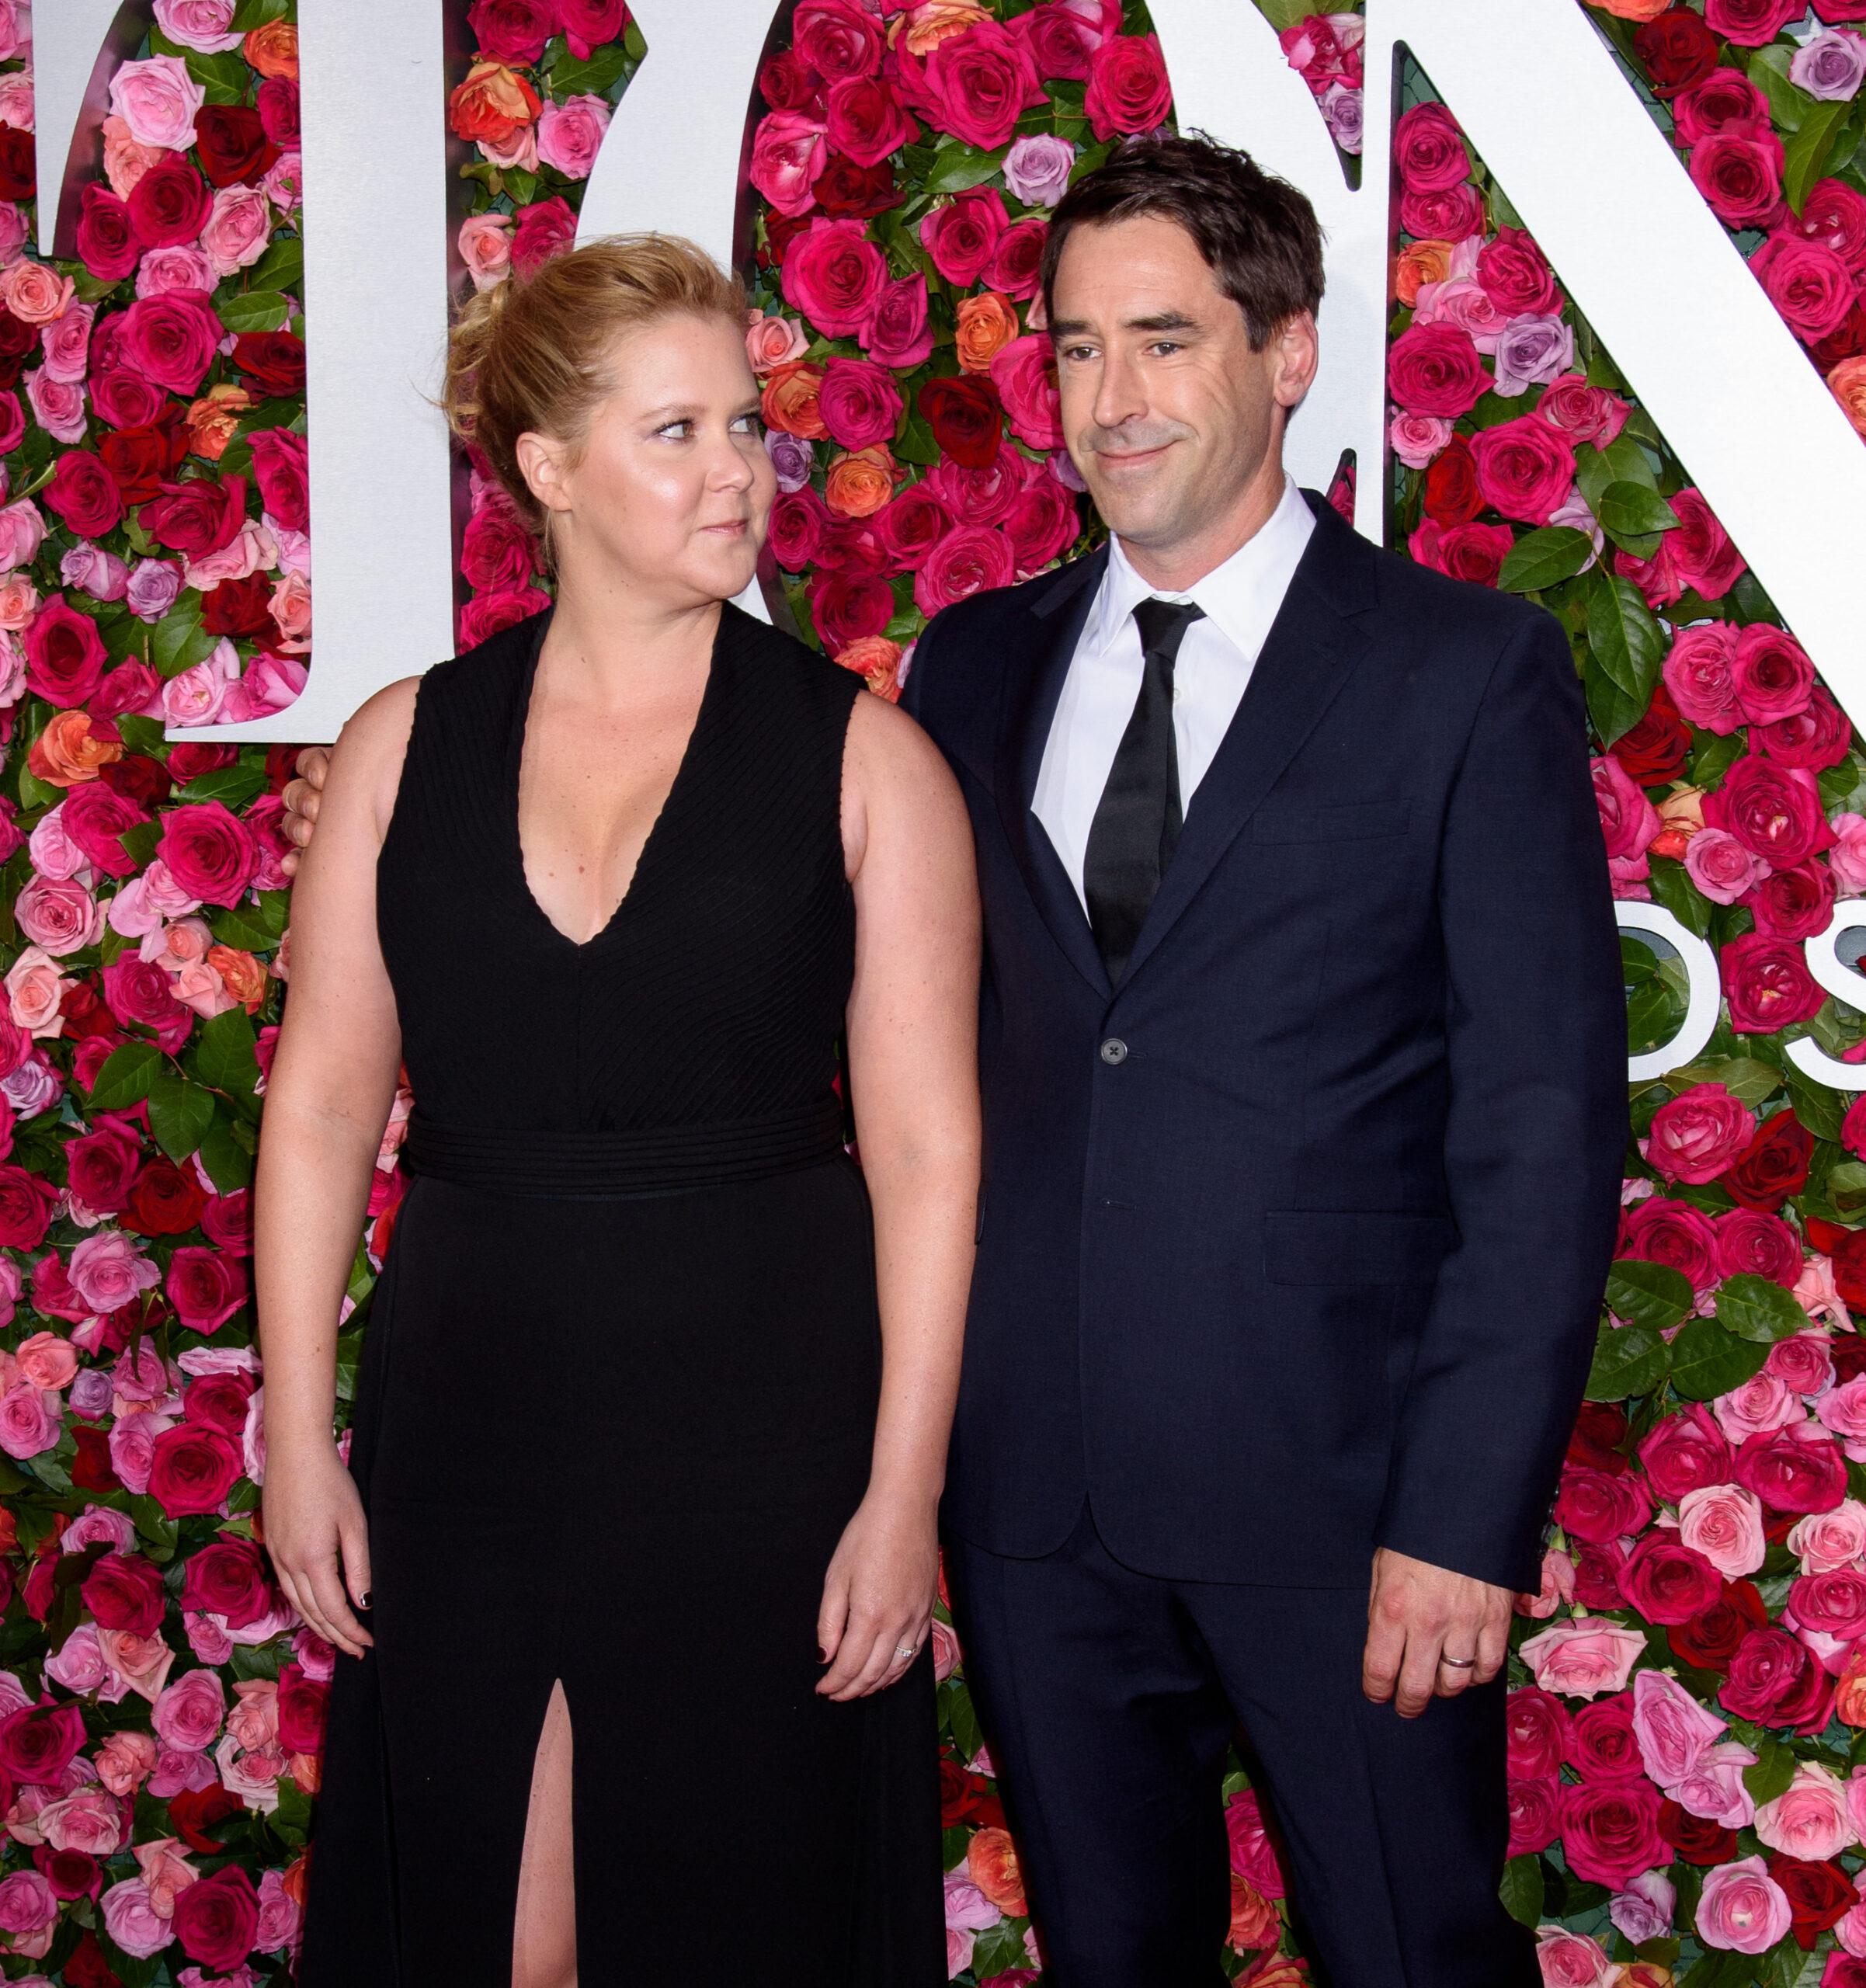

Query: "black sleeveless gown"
left=296, top=602, right=943, bottom=1985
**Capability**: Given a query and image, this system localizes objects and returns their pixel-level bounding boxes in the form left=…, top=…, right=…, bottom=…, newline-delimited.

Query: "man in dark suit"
left=902, top=135, right=1627, bottom=1986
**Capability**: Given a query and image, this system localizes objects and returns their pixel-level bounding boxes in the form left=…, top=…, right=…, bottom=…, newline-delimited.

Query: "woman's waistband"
left=401, top=1097, right=848, bottom=1198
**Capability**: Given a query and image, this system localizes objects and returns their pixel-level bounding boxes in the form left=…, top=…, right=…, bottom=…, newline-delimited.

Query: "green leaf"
left=210, top=893, right=287, bottom=953
left=1682, top=1948, right=1777, bottom=1988
left=197, top=1110, right=256, bottom=1193
left=1715, top=1272, right=1807, bottom=1344
left=1497, top=526, right=1593, bottom=595
left=545, top=40, right=634, bottom=99
left=1597, top=480, right=1679, bottom=559
left=1663, top=1057, right=1781, bottom=1107
left=1587, top=570, right=1666, bottom=704
left=1585, top=659, right=1648, bottom=751
left=1746, top=45, right=1808, bottom=134
left=184, top=48, right=252, bottom=104
left=1787, top=1067, right=1849, bottom=1145
left=147, top=1068, right=217, bottom=1165
left=179, top=762, right=269, bottom=811
left=245, top=235, right=303, bottom=296
left=925, top=145, right=1010, bottom=196
left=87, top=1041, right=162, bottom=1114
left=231, top=0, right=287, bottom=26
left=1497, top=1851, right=1545, bottom=1932
left=1586, top=1320, right=1670, bottom=1401
left=1604, top=1258, right=1694, bottom=1332
left=190, top=1006, right=260, bottom=1097
left=217, top=289, right=293, bottom=336
left=1691, top=728, right=1745, bottom=793
left=1785, top=98, right=1855, bottom=215
left=17, top=762, right=61, bottom=810
left=121, top=820, right=162, bottom=872
left=151, top=598, right=217, bottom=679
left=1669, top=1317, right=1771, bottom=1402
left=1647, top=858, right=1715, bottom=941
left=1744, top=1734, right=1798, bottom=1807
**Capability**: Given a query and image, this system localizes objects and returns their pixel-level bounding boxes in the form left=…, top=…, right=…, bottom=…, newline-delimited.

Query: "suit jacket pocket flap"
left=1251, top=799, right=1410, bottom=844
left=1263, top=1210, right=1459, bottom=1285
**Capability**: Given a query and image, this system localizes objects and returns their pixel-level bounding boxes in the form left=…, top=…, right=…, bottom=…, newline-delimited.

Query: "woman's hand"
left=815, top=1487, right=939, bottom=1701
left=263, top=1437, right=375, bottom=1659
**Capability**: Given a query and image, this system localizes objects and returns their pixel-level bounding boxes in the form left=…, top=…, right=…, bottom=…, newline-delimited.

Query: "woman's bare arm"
left=816, top=690, right=982, bottom=1701
left=254, top=679, right=416, bottom=1656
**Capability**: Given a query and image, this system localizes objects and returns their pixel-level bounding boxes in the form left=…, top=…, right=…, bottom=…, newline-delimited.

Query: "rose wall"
left=0, top=0, right=1861, bottom=1982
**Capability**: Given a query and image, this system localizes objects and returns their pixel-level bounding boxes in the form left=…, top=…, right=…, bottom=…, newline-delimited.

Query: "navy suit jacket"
left=902, top=491, right=1628, bottom=1593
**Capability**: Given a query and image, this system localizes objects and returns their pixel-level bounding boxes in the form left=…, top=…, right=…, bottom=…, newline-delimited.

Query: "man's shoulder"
left=907, top=552, right=1099, bottom=710
left=1358, top=534, right=1552, bottom=652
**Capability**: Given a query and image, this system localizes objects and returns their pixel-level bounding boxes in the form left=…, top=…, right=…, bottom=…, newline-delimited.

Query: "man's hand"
left=1362, top=1546, right=1510, bottom=1718
left=279, top=746, right=332, bottom=878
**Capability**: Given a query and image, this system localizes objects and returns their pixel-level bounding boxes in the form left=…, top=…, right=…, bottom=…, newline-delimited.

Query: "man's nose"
left=1091, top=352, right=1146, bottom=433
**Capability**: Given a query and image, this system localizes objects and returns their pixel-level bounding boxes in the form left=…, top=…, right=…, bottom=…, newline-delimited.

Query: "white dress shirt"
left=1033, top=475, right=1316, bottom=912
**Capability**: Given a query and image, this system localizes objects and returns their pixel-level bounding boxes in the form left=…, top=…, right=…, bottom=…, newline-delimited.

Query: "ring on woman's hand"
left=895, top=1645, right=917, bottom=1660
left=1439, top=1655, right=1475, bottom=1670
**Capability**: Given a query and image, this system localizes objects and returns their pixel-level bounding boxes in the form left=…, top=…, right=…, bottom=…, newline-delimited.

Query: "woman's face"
left=525, top=309, right=775, bottom=609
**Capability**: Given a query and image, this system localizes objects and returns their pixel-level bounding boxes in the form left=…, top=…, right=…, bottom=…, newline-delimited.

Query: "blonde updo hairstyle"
left=441, top=231, right=750, bottom=572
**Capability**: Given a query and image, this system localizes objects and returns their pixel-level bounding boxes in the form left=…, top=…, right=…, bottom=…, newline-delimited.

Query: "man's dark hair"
left=1039, top=131, right=1326, bottom=352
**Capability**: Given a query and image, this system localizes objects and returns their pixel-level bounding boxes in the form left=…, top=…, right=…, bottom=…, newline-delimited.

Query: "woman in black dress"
left=253, top=235, right=979, bottom=1985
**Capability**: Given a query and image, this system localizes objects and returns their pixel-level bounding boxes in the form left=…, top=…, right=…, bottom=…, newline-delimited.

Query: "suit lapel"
left=995, top=547, right=1112, bottom=1002
left=1117, top=495, right=1378, bottom=989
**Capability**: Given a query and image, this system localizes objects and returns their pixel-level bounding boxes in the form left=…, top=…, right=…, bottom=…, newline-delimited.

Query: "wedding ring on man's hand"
left=1439, top=1656, right=1475, bottom=1669
left=895, top=1646, right=917, bottom=1660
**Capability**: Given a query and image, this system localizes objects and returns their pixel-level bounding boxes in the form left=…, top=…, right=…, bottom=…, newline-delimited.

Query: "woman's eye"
left=657, top=419, right=693, bottom=440
left=730, top=413, right=762, bottom=435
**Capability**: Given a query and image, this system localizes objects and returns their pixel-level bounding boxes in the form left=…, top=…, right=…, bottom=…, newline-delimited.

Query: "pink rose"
left=457, top=213, right=512, bottom=293
left=1678, top=1483, right=1767, bottom=1579
left=0, top=1381, right=60, bottom=1459
left=1685, top=827, right=1769, bottom=905
left=1696, top=1854, right=1792, bottom=1954
left=1471, top=414, right=1577, bottom=526
left=1591, top=753, right=1659, bottom=864
left=1707, top=0, right=1812, bottom=47
left=1223, top=1787, right=1286, bottom=1899
left=1768, top=1329, right=1836, bottom=1401
left=1662, top=623, right=1742, bottom=732
left=1631, top=1667, right=1727, bottom=1786
left=1832, top=814, right=1866, bottom=893
left=153, top=0, right=242, bottom=51
left=1816, top=1377, right=1866, bottom=1458
left=1790, top=1566, right=1866, bottom=1639
left=1517, top=1618, right=1644, bottom=1698
left=1535, top=1928, right=1614, bottom=1988
left=68, top=1233, right=162, bottom=1317
left=102, top=1873, right=175, bottom=1958
left=16, top=876, right=104, bottom=958
left=1648, top=1083, right=1757, bottom=1184
left=0, top=1870, right=57, bottom=1934
left=989, top=334, right=1064, bottom=451
left=199, top=185, right=272, bottom=281
left=749, top=110, right=827, bottom=220
left=914, top=524, right=1016, bottom=617
left=1756, top=1759, right=1856, bottom=1861
left=109, top=54, right=205, bottom=151
left=1388, top=322, right=1489, bottom=419
left=780, top=217, right=888, bottom=339
left=536, top=93, right=610, bottom=180
left=921, top=186, right=1008, bottom=289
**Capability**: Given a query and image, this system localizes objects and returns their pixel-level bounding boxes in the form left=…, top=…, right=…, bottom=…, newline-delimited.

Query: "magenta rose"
left=901, top=19, right=1045, bottom=150
left=1553, top=1462, right=1653, bottom=1545
left=1508, top=1777, right=1562, bottom=1857
left=75, top=185, right=140, bottom=282
left=1405, top=519, right=1513, bottom=587
left=913, top=523, right=1016, bottom=617
left=156, top=801, right=259, bottom=908
left=0, top=1701, right=86, bottom=1787
left=91, top=367, right=166, bottom=432
left=276, top=1661, right=330, bottom=1754
left=1621, top=1196, right=1721, bottom=1291
left=817, top=356, right=903, bottom=450
left=1639, top=1404, right=1733, bottom=1501
left=990, top=334, right=1064, bottom=451
left=1083, top=32, right=1170, bottom=141
left=1720, top=1628, right=1835, bottom=1733
left=248, top=425, right=308, bottom=532
left=1753, top=686, right=1851, bottom=770
left=1470, top=415, right=1576, bottom=527
left=465, top=0, right=554, bottom=64
left=1663, top=623, right=1742, bottom=732
left=172, top=1865, right=260, bottom=1973
left=23, top=600, right=109, bottom=709
left=861, top=272, right=933, bottom=370
left=1400, top=184, right=1486, bottom=243
left=1746, top=860, right=1833, bottom=943
left=1569, top=1691, right=1647, bottom=1781
left=1477, top=228, right=1559, bottom=316
left=1591, top=753, right=1659, bottom=865
left=1534, top=373, right=1630, bottom=448
left=101, top=956, right=191, bottom=1052
left=1736, top=1422, right=1848, bottom=1515
left=1705, top=0, right=1808, bottom=47
left=1560, top=1777, right=1666, bottom=1889
left=80, top=1552, right=165, bottom=1638
left=1790, top=1567, right=1866, bottom=1639
left=1648, top=1083, right=1757, bottom=1184
left=1721, top=930, right=1825, bottom=1035
left=874, top=485, right=953, bottom=571
left=1690, top=128, right=1787, bottom=233
left=1002, top=471, right=1081, bottom=576
left=64, top=1120, right=143, bottom=1215
left=1388, top=322, right=1489, bottom=419
left=1796, top=178, right=1866, bottom=277
left=146, top=1422, right=243, bottom=1518
left=749, top=109, right=827, bottom=220
left=510, top=196, right=575, bottom=278
left=457, top=586, right=551, bottom=649
left=795, top=0, right=885, bottom=82
left=1750, top=231, right=1857, bottom=345
left=1674, top=68, right=1774, bottom=146
left=1715, top=1208, right=1803, bottom=1287
left=1709, top=756, right=1834, bottom=867
left=780, top=217, right=888, bottom=339
left=768, top=486, right=829, bottom=573
left=1505, top=1687, right=1574, bottom=1778
left=985, top=215, right=1048, bottom=302
left=1728, top=624, right=1813, bottom=728
left=45, top=452, right=123, bottom=539
left=1618, top=1531, right=1723, bottom=1626
left=165, top=1246, right=248, bottom=1333
left=807, top=570, right=893, bottom=651
left=116, top=289, right=221, bottom=394
left=825, top=76, right=916, bottom=168
left=920, top=184, right=1007, bottom=288
left=180, top=1537, right=273, bottom=1628
left=1395, top=102, right=1471, bottom=193
left=1011, top=2, right=1105, bottom=82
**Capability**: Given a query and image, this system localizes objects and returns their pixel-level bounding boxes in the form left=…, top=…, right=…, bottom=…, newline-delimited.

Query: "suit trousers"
left=944, top=1503, right=1538, bottom=1988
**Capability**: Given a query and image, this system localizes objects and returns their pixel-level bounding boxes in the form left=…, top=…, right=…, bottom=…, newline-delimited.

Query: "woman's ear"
left=515, top=429, right=571, bottom=518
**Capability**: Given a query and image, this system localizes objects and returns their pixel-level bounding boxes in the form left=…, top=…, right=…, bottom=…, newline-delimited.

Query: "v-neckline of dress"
left=508, top=603, right=729, bottom=952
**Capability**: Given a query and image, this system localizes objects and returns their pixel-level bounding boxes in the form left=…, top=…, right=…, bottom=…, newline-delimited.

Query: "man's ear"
left=1272, top=311, right=1320, bottom=412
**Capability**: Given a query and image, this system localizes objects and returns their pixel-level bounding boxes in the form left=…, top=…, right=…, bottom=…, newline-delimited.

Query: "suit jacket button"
left=1100, top=1037, right=1128, bottom=1065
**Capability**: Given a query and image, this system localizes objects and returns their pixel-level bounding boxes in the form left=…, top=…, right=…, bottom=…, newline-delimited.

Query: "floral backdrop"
left=0, top=0, right=1862, bottom=1981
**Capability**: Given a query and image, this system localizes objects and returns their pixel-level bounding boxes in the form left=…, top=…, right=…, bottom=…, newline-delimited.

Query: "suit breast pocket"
left=1250, top=799, right=1411, bottom=845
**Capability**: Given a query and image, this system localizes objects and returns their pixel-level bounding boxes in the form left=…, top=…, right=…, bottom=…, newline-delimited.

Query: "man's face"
left=1048, top=214, right=1314, bottom=557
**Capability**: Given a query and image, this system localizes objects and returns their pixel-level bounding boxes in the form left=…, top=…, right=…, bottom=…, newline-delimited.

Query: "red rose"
left=1507, top=1776, right=1562, bottom=1856
left=1689, top=129, right=1786, bottom=231
left=0, top=307, right=35, bottom=389
left=1471, top=415, right=1576, bottom=527
left=1812, top=300, right=1866, bottom=368
left=172, top=1865, right=262, bottom=1975
left=231, top=329, right=307, bottom=397
left=1394, top=103, right=1472, bottom=194
left=142, top=474, right=248, bottom=559
left=910, top=522, right=1014, bottom=617
left=1633, top=8, right=1724, bottom=97
left=201, top=573, right=278, bottom=641
left=65, top=1120, right=142, bottom=1215
left=1722, top=1110, right=1813, bottom=1211
left=919, top=374, right=1005, bottom=469
left=37, top=1846, right=102, bottom=1901
left=874, top=485, right=953, bottom=571
left=1383, top=325, right=1486, bottom=419
left=825, top=76, right=916, bottom=169
left=796, top=0, right=886, bottom=82
left=125, top=157, right=212, bottom=249
left=146, top=1423, right=244, bottom=1518
left=1746, top=861, right=1834, bottom=943
left=940, top=1755, right=1006, bottom=1827
left=0, top=1169, right=55, bottom=1248
left=1721, top=1627, right=1835, bottom=1731
left=99, top=415, right=189, bottom=505
left=181, top=1537, right=273, bottom=1627
left=1083, top=32, right=1170, bottom=141
left=813, top=155, right=898, bottom=220
left=276, top=1661, right=330, bottom=1755
left=1611, top=683, right=1690, bottom=784
left=24, top=599, right=109, bottom=708
left=907, top=19, right=1047, bottom=150
left=75, top=184, right=139, bottom=282
left=0, top=123, right=33, bottom=200
left=1011, top=1, right=1104, bottom=83
left=1569, top=1692, right=1645, bottom=1781
left=768, top=487, right=829, bottom=574
left=45, top=451, right=124, bottom=539
left=1405, top=519, right=1513, bottom=587
left=248, top=425, right=308, bottom=532
left=1721, top=930, right=1826, bottom=1034
left=806, top=569, right=894, bottom=651
left=1553, top=1462, right=1652, bottom=1545
left=510, top=195, right=576, bottom=278
left=921, top=185, right=1008, bottom=288
left=124, top=1159, right=208, bottom=1237
left=165, top=1246, right=249, bottom=1334
left=1733, top=1423, right=1847, bottom=1514
left=780, top=217, right=888, bottom=339
left=1766, top=1853, right=1857, bottom=1947
left=1618, top=1529, right=1722, bottom=1625
left=1659, top=1798, right=1738, bottom=1865
left=0, top=1701, right=85, bottom=1786
left=1754, top=686, right=1852, bottom=769
left=167, top=1782, right=245, bottom=1856
left=1504, top=1687, right=1573, bottom=1778
left=80, top=1551, right=165, bottom=1637
left=760, top=50, right=822, bottom=113
left=189, top=101, right=280, bottom=186
left=1422, top=436, right=1484, bottom=524
left=1558, top=1776, right=1666, bottom=1888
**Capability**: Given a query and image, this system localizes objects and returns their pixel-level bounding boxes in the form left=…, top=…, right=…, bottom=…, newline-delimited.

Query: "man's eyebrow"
left=1047, top=311, right=1204, bottom=341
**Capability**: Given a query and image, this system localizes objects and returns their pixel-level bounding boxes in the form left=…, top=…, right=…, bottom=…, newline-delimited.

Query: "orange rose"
left=187, top=384, right=252, bottom=461
left=29, top=711, right=123, bottom=788
left=891, top=1, right=992, bottom=56
left=1830, top=356, right=1866, bottom=440
left=1228, top=1872, right=1278, bottom=1952
left=287, top=1751, right=321, bottom=1794
left=1837, top=1642, right=1866, bottom=1725
left=955, top=291, right=1021, bottom=374
left=207, top=946, right=269, bottom=1014
left=966, top=1826, right=1028, bottom=1917
left=0, top=1507, right=17, bottom=1552
left=762, top=361, right=829, bottom=440
left=825, top=444, right=898, bottom=520
left=745, top=310, right=808, bottom=375
left=1619, top=1968, right=1675, bottom=1988
left=448, top=61, right=542, bottom=148
left=1395, top=239, right=1454, bottom=308
left=834, top=635, right=904, bottom=702
left=243, top=20, right=299, bottom=80
left=1237, top=1964, right=1305, bottom=1988
left=281, top=1853, right=311, bottom=1910
left=1595, top=0, right=1669, bottom=16
left=1649, top=785, right=1704, bottom=863
left=0, top=261, right=75, bottom=327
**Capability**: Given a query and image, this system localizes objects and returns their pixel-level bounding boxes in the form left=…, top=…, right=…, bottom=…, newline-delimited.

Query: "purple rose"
left=1492, top=314, right=1576, bottom=398
left=61, top=543, right=130, bottom=603
left=1002, top=134, right=1075, bottom=208
left=764, top=430, right=814, bottom=494
left=1321, top=81, right=1362, bottom=155
left=125, top=558, right=183, bottom=622
left=1789, top=28, right=1866, bottom=103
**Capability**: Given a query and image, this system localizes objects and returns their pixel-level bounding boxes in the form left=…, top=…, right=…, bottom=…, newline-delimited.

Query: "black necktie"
left=1083, top=596, right=1204, bottom=985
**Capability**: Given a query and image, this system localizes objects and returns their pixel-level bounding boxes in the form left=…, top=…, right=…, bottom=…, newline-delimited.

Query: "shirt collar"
left=1087, top=475, right=1316, bottom=663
